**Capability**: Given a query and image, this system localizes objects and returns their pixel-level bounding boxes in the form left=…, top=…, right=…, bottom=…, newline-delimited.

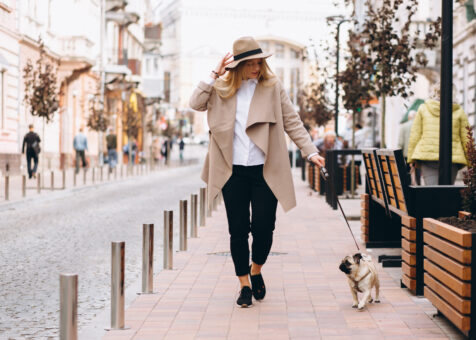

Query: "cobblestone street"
left=0, top=161, right=205, bottom=339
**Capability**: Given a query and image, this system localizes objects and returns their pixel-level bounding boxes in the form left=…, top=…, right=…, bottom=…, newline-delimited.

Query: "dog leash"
left=319, top=166, right=360, bottom=251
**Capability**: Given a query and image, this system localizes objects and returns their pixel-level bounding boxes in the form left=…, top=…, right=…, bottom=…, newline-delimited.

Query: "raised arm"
left=189, top=53, right=234, bottom=112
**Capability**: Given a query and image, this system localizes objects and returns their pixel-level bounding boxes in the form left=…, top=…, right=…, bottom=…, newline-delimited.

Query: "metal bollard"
left=62, top=169, right=66, bottom=189
left=51, top=171, right=54, bottom=190
left=100, top=166, right=103, bottom=182
left=92, top=168, right=95, bottom=184
left=199, top=188, right=206, bottom=227
left=114, top=167, right=117, bottom=180
left=191, top=194, right=198, bottom=238
left=37, top=173, right=41, bottom=193
left=107, top=166, right=111, bottom=181
left=163, top=211, right=173, bottom=269
left=59, top=273, right=78, bottom=340
left=179, top=200, right=188, bottom=251
left=74, top=171, right=77, bottom=187
left=120, top=165, right=123, bottom=178
left=83, top=168, right=86, bottom=185
left=109, top=241, right=128, bottom=330
left=22, top=175, right=26, bottom=198
left=4, top=175, right=9, bottom=201
left=141, top=224, right=155, bottom=294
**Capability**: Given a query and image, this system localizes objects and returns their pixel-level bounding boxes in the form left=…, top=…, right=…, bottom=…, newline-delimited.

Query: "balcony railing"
left=60, top=36, right=95, bottom=61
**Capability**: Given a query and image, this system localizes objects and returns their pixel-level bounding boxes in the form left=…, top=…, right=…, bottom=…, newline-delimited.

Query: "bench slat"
left=402, top=261, right=416, bottom=278
left=402, top=216, right=416, bottom=229
left=402, top=226, right=416, bottom=241
left=424, top=233, right=472, bottom=264
left=402, top=249, right=416, bottom=266
left=402, top=274, right=416, bottom=291
left=424, top=286, right=470, bottom=331
left=424, top=259, right=471, bottom=297
left=402, top=239, right=416, bottom=254
left=424, top=245, right=471, bottom=281
left=423, top=218, right=472, bottom=248
left=424, top=273, right=471, bottom=314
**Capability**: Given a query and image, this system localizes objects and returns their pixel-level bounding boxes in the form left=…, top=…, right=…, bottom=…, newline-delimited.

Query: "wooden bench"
left=361, top=149, right=401, bottom=249
left=373, top=149, right=465, bottom=295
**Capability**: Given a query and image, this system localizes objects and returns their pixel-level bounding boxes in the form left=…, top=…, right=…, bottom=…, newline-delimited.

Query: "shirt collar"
left=244, top=78, right=258, bottom=85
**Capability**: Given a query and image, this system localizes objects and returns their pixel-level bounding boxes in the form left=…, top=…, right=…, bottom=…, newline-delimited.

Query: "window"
left=276, top=68, right=284, bottom=83
left=275, top=44, right=284, bottom=58
left=290, top=68, right=300, bottom=104
left=290, top=48, right=300, bottom=59
left=145, top=58, right=150, bottom=74
left=0, top=71, right=4, bottom=129
left=164, top=71, right=171, bottom=102
left=153, top=58, right=159, bottom=74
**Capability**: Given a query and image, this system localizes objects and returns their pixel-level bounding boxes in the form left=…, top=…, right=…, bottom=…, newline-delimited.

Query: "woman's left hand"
left=310, top=154, right=325, bottom=168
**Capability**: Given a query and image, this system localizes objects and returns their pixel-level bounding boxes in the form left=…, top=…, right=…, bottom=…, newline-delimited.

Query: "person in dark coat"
left=22, top=124, right=41, bottom=179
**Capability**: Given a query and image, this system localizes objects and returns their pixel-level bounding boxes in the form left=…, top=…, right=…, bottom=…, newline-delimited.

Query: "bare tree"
left=359, top=0, right=440, bottom=147
left=297, top=59, right=333, bottom=130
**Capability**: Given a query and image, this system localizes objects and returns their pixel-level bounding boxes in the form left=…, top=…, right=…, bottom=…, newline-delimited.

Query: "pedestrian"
left=407, top=84, right=470, bottom=185
left=106, top=128, right=117, bottom=172
left=179, top=137, right=185, bottom=162
left=73, top=127, right=88, bottom=174
left=398, top=110, right=421, bottom=185
left=189, top=36, right=325, bottom=307
left=161, top=138, right=170, bottom=164
left=22, top=124, right=41, bottom=179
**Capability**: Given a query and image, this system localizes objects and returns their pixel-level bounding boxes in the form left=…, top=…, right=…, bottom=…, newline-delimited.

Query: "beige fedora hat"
left=225, top=36, right=272, bottom=70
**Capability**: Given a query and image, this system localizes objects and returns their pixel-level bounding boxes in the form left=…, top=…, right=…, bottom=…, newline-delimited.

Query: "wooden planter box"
left=402, top=215, right=417, bottom=292
left=423, top=217, right=475, bottom=336
left=361, top=193, right=369, bottom=243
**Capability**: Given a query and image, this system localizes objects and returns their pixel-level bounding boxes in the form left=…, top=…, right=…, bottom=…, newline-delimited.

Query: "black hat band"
left=233, top=48, right=263, bottom=61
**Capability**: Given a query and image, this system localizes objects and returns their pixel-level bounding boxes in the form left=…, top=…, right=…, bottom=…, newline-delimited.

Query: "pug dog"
left=339, top=253, right=380, bottom=310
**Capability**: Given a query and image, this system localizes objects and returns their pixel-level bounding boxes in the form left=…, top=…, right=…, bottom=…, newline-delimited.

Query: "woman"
left=407, top=85, right=469, bottom=185
left=190, top=37, right=325, bottom=307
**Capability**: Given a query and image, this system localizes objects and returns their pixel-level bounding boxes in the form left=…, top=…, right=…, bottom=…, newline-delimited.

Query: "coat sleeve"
left=189, top=81, right=214, bottom=112
left=407, top=109, right=423, bottom=164
left=279, top=82, right=318, bottom=158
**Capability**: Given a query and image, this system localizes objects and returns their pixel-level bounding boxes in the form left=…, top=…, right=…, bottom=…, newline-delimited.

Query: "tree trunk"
left=42, top=117, right=45, bottom=188
left=381, top=94, right=386, bottom=148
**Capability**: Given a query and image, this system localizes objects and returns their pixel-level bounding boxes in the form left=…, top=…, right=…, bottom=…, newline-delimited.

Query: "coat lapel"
left=246, top=82, right=277, bottom=159
left=208, top=95, right=236, bottom=169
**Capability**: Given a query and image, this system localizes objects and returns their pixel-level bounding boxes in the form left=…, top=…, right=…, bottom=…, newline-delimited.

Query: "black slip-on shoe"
left=236, top=286, right=252, bottom=307
left=250, top=265, right=266, bottom=300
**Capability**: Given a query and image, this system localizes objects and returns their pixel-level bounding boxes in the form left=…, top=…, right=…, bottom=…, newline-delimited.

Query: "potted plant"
left=422, top=126, right=476, bottom=336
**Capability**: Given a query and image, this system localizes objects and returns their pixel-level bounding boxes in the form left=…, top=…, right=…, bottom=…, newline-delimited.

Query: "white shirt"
left=204, top=77, right=318, bottom=165
left=206, top=77, right=265, bottom=166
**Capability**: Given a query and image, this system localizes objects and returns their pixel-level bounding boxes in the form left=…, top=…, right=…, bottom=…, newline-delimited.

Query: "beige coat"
left=189, top=78, right=318, bottom=212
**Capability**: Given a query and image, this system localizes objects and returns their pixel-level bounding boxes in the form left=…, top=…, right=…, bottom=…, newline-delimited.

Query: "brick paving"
left=102, top=173, right=453, bottom=340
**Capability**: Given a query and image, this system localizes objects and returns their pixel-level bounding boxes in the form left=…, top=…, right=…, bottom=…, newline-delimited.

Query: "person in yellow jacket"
left=407, top=98, right=470, bottom=185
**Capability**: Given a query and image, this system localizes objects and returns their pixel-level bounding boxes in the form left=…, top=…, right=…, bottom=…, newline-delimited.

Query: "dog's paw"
left=368, top=298, right=373, bottom=303
left=352, top=304, right=358, bottom=308
left=374, top=299, right=380, bottom=303
left=357, top=305, right=365, bottom=311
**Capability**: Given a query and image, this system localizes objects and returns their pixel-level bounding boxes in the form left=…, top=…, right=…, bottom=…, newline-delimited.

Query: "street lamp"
left=327, top=15, right=350, bottom=137
left=439, top=0, right=453, bottom=185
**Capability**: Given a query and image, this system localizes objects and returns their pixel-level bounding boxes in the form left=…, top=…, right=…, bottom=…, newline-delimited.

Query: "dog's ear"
left=353, top=253, right=363, bottom=264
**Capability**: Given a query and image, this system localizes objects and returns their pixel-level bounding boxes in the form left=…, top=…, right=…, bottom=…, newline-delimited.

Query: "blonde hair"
left=214, top=58, right=276, bottom=99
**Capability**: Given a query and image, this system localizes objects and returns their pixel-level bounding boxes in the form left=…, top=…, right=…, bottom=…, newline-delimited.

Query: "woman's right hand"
left=214, top=53, right=234, bottom=76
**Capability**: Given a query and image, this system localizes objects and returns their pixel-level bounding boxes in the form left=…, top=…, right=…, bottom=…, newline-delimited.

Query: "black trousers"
left=26, top=149, right=38, bottom=179
left=222, top=165, right=278, bottom=276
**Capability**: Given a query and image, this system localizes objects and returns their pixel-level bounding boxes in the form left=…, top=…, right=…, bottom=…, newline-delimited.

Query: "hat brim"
left=225, top=52, right=272, bottom=70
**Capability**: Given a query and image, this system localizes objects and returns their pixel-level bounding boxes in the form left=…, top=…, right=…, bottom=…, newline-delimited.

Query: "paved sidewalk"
left=102, top=173, right=453, bottom=340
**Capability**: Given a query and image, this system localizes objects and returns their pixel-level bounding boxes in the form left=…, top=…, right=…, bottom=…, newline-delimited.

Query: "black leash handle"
left=319, top=166, right=360, bottom=251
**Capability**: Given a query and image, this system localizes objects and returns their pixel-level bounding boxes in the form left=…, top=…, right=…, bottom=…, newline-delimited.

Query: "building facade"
left=453, top=0, right=476, bottom=130
left=155, top=0, right=347, bottom=137
left=0, top=0, right=20, bottom=174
